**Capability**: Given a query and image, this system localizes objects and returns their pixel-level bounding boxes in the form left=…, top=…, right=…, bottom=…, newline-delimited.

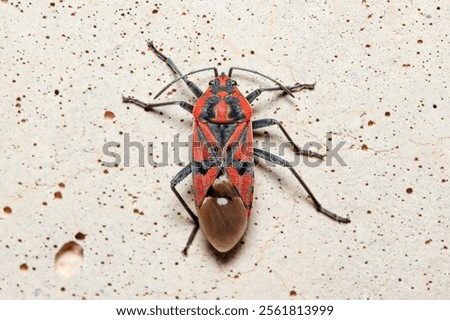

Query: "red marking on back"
left=197, top=122, right=219, bottom=147
left=192, top=121, right=222, bottom=207
left=226, top=122, right=247, bottom=146
left=193, top=122, right=213, bottom=161
left=193, top=167, right=219, bottom=207
left=237, top=91, right=252, bottom=120
left=234, top=126, right=253, bottom=161
left=193, top=93, right=209, bottom=120
left=215, top=91, right=229, bottom=123
left=227, top=121, right=254, bottom=214
left=226, top=166, right=254, bottom=215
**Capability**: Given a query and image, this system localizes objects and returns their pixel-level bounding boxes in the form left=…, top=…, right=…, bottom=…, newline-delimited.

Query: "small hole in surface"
left=104, top=111, right=115, bottom=120
left=55, top=241, right=84, bottom=277
left=75, top=232, right=86, bottom=240
left=19, top=263, right=29, bottom=272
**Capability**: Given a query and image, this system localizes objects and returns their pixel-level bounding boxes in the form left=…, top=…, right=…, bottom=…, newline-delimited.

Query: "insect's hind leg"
left=170, top=163, right=200, bottom=255
left=252, top=118, right=324, bottom=160
left=148, top=41, right=203, bottom=98
left=253, top=148, right=350, bottom=223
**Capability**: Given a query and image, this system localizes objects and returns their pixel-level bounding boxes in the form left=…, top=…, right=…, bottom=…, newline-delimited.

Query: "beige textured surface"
left=1, top=1, right=448, bottom=299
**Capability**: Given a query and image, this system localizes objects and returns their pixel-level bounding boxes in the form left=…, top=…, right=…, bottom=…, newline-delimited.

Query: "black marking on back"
left=232, top=160, right=254, bottom=175
left=199, top=95, right=220, bottom=122
left=192, top=160, right=216, bottom=175
left=224, top=95, right=245, bottom=121
left=211, top=86, right=235, bottom=94
left=207, top=123, right=237, bottom=147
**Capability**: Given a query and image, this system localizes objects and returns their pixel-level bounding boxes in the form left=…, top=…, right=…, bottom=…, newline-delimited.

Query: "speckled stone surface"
left=1, top=1, right=448, bottom=299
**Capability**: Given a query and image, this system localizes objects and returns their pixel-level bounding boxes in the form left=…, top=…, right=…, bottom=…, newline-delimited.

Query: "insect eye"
left=231, top=80, right=237, bottom=86
left=209, top=79, right=218, bottom=86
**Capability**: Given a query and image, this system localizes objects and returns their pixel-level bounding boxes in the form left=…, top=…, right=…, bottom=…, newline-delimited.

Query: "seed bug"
left=123, top=41, right=350, bottom=255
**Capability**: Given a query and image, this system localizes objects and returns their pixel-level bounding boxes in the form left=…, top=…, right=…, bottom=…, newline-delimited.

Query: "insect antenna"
left=154, top=67, right=219, bottom=99
left=228, top=67, right=294, bottom=98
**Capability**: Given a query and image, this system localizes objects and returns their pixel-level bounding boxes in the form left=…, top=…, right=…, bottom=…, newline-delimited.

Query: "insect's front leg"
left=253, top=148, right=350, bottom=223
left=148, top=41, right=203, bottom=98
left=252, top=118, right=324, bottom=160
left=228, top=67, right=294, bottom=97
left=122, top=96, right=194, bottom=114
left=170, top=163, right=199, bottom=255
left=246, top=83, right=315, bottom=103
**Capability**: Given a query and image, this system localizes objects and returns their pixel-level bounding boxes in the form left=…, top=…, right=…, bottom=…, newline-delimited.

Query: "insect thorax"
left=193, top=75, right=252, bottom=124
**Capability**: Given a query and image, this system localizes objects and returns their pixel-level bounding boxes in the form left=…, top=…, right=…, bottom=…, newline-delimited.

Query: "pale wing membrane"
left=197, top=178, right=247, bottom=252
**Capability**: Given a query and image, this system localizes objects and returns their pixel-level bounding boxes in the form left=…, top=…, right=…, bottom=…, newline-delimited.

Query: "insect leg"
left=246, top=83, right=315, bottom=103
left=228, top=67, right=294, bottom=97
left=148, top=41, right=203, bottom=98
left=253, top=148, right=350, bottom=223
left=252, top=118, right=324, bottom=160
left=122, top=96, right=194, bottom=113
left=170, top=163, right=200, bottom=255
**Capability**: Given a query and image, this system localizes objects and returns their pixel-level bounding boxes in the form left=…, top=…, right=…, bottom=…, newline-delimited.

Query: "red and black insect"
left=123, top=41, right=350, bottom=255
